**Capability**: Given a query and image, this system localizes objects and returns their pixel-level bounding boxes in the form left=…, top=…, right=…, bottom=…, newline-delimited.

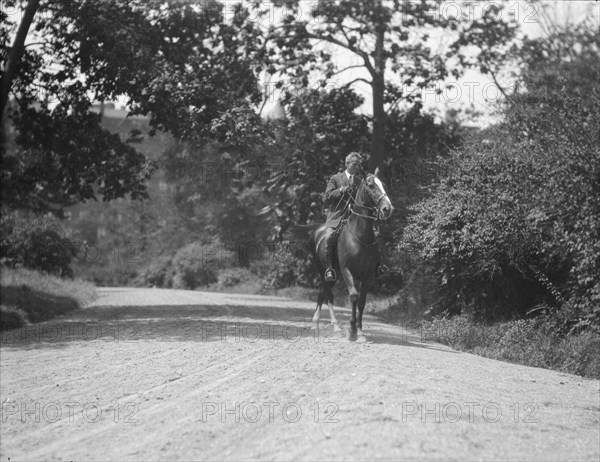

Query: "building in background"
left=66, top=103, right=178, bottom=277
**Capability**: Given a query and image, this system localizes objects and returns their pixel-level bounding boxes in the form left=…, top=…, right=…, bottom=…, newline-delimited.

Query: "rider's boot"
left=324, top=231, right=337, bottom=282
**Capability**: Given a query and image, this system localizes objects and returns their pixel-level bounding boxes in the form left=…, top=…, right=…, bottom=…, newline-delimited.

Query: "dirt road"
left=1, top=287, right=598, bottom=461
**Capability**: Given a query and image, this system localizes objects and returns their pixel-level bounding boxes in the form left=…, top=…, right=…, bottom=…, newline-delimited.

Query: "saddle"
left=315, top=219, right=347, bottom=257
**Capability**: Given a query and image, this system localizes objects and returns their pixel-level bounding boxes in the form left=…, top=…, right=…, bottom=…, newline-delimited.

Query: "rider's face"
left=346, top=160, right=361, bottom=174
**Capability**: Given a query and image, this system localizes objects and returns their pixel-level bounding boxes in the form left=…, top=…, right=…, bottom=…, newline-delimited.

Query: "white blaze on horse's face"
left=373, top=172, right=394, bottom=220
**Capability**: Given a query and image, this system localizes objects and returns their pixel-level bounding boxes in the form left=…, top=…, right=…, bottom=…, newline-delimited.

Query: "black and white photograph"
left=1, top=0, right=599, bottom=460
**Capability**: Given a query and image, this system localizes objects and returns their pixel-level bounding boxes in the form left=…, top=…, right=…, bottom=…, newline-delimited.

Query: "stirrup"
left=324, top=268, right=337, bottom=282
left=376, top=264, right=389, bottom=278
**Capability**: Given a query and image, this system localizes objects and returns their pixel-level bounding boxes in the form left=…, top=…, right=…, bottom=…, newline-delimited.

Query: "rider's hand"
left=340, top=186, right=350, bottom=194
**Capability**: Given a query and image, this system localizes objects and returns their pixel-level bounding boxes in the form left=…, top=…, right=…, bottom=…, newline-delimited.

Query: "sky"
left=10, top=0, right=597, bottom=126
left=259, top=1, right=600, bottom=127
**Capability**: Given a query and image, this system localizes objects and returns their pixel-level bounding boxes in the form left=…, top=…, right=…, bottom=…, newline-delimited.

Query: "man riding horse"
left=323, top=152, right=388, bottom=282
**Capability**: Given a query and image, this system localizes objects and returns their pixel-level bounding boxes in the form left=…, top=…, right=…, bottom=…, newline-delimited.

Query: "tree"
left=1, top=0, right=265, bottom=215
left=257, top=0, right=517, bottom=172
left=162, top=139, right=275, bottom=267
left=160, top=84, right=370, bottom=270
left=265, top=87, right=370, bottom=233
left=0, top=0, right=39, bottom=114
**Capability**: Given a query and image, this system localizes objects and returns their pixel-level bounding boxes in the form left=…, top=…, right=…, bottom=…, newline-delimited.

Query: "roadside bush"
left=216, top=267, right=252, bottom=288
left=264, top=242, right=317, bottom=290
left=401, top=132, right=556, bottom=320
left=388, top=260, right=437, bottom=322
left=134, top=256, right=174, bottom=288
left=0, top=267, right=96, bottom=330
left=0, top=305, right=28, bottom=331
left=0, top=209, right=80, bottom=278
left=171, top=242, right=217, bottom=289
left=400, top=35, right=600, bottom=330
left=75, top=260, right=138, bottom=287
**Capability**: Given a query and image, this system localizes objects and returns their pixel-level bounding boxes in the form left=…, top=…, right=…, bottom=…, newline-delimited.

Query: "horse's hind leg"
left=356, top=285, right=369, bottom=343
left=324, top=283, right=341, bottom=332
left=311, top=285, right=326, bottom=329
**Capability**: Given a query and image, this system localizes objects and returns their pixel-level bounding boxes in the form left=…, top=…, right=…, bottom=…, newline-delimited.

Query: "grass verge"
left=0, top=267, right=97, bottom=331
left=384, top=311, right=600, bottom=380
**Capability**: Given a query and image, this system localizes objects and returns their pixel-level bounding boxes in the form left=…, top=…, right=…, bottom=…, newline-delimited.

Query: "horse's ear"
left=374, top=167, right=380, bottom=177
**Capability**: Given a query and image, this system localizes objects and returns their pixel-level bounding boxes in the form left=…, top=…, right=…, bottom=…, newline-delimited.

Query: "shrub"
left=0, top=267, right=97, bottom=330
left=388, top=261, right=437, bottom=322
left=400, top=36, right=600, bottom=330
left=400, top=134, right=554, bottom=320
left=263, top=242, right=318, bottom=290
left=0, top=209, right=81, bottom=278
left=134, top=256, right=174, bottom=288
left=171, top=242, right=217, bottom=289
left=74, top=261, right=138, bottom=287
left=0, top=305, right=28, bottom=331
left=216, top=267, right=252, bottom=288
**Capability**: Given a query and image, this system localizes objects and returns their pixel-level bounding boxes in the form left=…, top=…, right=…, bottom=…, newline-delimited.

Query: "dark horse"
left=295, top=168, right=393, bottom=342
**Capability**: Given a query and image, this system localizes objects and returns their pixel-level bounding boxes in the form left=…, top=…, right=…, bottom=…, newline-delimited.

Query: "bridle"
left=349, top=176, right=390, bottom=221
left=344, top=176, right=390, bottom=246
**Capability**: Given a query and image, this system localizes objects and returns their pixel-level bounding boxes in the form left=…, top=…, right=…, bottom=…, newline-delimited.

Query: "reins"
left=344, top=217, right=378, bottom=246
left=343, top=178, right=388, bottom=246
left=349, top=179, right=388, bottom=220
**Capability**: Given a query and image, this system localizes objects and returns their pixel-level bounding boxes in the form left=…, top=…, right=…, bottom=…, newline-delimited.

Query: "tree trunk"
left=370, top=74, right=385, bottom=173
left=1, top=0, right=40, bottom=116
left=369, top=25, right=386, bottom=174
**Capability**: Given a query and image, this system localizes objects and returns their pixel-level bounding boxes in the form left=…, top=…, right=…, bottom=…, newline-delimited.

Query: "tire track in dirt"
left=1, top=288, right=598, bottom=461
left=13, top=342, right=277, bottom=460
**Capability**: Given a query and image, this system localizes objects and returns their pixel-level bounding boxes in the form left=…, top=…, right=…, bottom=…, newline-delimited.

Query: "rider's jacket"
left=324, top=171, right=361, bottom=228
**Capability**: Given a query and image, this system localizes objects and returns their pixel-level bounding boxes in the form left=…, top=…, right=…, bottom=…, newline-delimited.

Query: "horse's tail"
left=284, top=223, right=322, bottom=254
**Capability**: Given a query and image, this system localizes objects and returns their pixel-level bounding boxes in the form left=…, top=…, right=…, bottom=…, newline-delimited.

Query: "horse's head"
left=357, top=167, right=394, bottom=220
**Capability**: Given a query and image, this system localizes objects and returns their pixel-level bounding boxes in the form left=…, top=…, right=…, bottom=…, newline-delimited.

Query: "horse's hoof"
left=332, top=323, right=341, bottom=332
left=356, top=334, right=368, bottom=344
left=347, top=329, right=357, bottom=341
left=311, top=323, right=319, bottom=331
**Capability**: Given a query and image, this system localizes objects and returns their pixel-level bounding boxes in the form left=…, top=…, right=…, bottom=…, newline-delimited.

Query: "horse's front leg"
left=340, top=267, right=358, bottom=341
left=356, top=285, right=369, bottom=343
left=348, top=293, right=358, bottom=341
